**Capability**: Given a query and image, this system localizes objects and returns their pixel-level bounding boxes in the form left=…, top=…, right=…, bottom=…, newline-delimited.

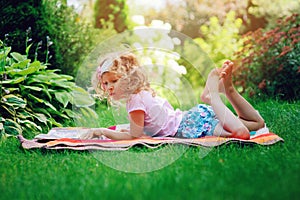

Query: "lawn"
left=0, top=99, right=299, bottom=200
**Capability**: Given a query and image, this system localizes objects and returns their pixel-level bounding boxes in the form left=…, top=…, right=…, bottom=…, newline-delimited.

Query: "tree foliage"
left=194, top=11, right=244, bottom=67
left=130, top=0, right=248, bottom=38
left=248, top=0, right=300, bottom=29
left=129, top=0, right=300, bottom=38
left=0, top=0, right=101, bottom=76
left=94, top=0, right=129, bottom=32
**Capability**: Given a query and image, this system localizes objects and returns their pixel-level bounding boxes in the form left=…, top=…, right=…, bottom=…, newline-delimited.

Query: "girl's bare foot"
left=201, top=61, right=234, bottom=104
left=219, top=60, right=235, bottom=95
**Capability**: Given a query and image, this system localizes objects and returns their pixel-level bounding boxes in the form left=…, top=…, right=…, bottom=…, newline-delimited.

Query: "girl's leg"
left=201, top=66, right=227, bottom=104
left=205, top=68, right=250, bottom=139
left=220, top=61, right=265, bottom=131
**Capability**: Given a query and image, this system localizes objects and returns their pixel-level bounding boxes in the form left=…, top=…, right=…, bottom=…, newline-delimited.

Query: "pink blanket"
left=18, top=126, right=284, bottom=151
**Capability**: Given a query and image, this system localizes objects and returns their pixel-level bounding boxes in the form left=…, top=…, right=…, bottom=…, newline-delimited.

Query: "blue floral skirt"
left=175, top=104, right=219, bottom=138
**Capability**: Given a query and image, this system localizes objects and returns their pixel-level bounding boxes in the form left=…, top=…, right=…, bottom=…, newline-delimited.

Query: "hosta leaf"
left=55, top=91, right=71, bottom=108
left=10, top=52, right=26, bottom=62
left=33, top=108, right=51, bottom=117
left=31, top=84, right=52, bottom=100
left=64, top=109, right=78, bottom=118
left=28, top=94, right=44, bottom=103
left=32, top=113, right=48, bottom=124
left=4, top=119, right=22, bottom=135
left=28, top=94, right=57, bottom=111
left=2, top=76, right=25, bottom=84
left=43, top=88, right=52, bottom=100
left=3, top=125, right=21, bottom=135
left=2, top=94, right=26, bottom=108
left=49, top=118, right=63, bottom=127
left=17, top=110, right=33, bottom=119
left=26, top=74, right=51, bottom=84
left=8, top=59, right=30, bottom=70
left=20, top=85, right=43, bottom=92
left=49, top=80, right=73, bottom=89
left=4, top=87, right=19, bottom=93
left=0, top=47, right=11, bottom=59
left=47, top=88, right=56, bottom=93
left=29, top=61, right=46, bottom=70
left=16, top=110, right=47, bottom=125
left=7, top=63, right=39, bottom=76
left=20, top=108, right=48, bottom=124
left=55, top=74, right=73, bottom=81
left=48, top=108, right=70, bottom=119
left=1, top=105, right=15, bottom=115
left=39, top=69, right=60, bottom=74
left=18, top=119, right=42, bottom=132
left=41, top=72, right=63, bottom=80
left=5, top=118, right=20, bottom=127
left=27, top=73, right=71, bottom=86
left=43, top=101, right=58, bottom=111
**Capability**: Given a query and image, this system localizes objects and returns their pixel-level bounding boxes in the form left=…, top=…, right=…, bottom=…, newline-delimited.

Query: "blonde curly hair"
left=92, top=52, right=155, bottom=100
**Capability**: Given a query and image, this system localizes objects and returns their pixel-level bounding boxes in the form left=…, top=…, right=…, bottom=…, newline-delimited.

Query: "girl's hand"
left=80, top=128, right=105, bottom=139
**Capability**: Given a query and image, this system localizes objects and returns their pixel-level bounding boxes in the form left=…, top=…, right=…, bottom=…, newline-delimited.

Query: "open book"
left=34, top=124, right=130, bottom=140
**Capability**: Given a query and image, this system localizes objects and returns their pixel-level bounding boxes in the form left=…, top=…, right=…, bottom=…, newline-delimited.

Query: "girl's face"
left=101, top=72, right=125, bottom=100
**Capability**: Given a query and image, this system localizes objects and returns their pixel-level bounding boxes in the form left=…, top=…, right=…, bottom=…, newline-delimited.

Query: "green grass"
left=1, top=99, right=299, bottom=200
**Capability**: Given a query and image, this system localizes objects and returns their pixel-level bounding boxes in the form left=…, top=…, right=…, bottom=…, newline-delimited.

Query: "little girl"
left=81, top=53, right=265, bottom=140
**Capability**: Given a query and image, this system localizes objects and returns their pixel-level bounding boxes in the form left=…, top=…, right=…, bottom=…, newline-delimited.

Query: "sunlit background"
left=66, top=0, right=300, bottom=99
left=1, top=0, right=299, bottom=131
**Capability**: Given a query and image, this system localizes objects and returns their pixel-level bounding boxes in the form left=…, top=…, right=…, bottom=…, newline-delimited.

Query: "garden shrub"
left=42, top=0, right=103, bottom=76
left=0, top=40, right=96, bottom=139
left=233, top=13, right=300, bottom=101
left=194, top=11, right=244, bottom=67
left=0, top=0, right=101, bottom=76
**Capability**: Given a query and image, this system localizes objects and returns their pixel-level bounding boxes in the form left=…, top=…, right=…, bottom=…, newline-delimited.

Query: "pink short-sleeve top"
left=126, top=90, right=183, bottom=137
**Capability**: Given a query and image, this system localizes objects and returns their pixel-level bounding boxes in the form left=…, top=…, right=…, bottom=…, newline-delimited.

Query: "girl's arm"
left=128, top=110, right=147, bottom=138
left=81, top=110, right=149, bottom=140
left=103, top=110, right=148, bottom=139
left=80, top=128, right=133, bottom=140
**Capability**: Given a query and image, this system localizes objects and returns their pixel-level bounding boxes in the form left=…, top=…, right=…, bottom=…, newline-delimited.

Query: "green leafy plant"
left=194, top=11, right=244, bottom=67
left=233, top=13, right=300, bottom=100
left=0, top=40, right=96, bottom=138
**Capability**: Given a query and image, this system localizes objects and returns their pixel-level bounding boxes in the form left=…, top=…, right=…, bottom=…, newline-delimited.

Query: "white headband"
left=97, top=58, right=113, bottom=78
